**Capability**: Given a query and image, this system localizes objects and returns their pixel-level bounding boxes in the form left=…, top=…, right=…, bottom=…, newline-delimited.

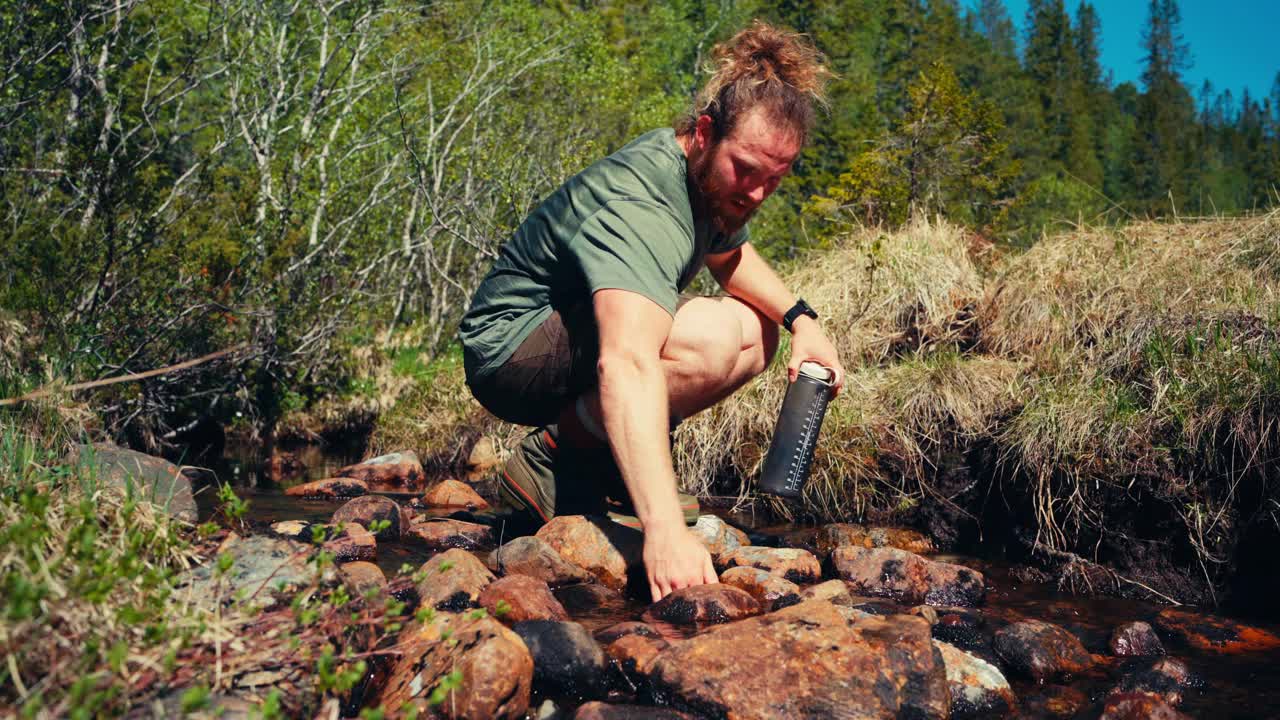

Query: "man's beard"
left=689, top=143, right=755, bottom=236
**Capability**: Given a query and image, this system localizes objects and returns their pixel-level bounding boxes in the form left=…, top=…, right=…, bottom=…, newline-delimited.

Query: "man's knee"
left=664, top=298, right=742, bottom=382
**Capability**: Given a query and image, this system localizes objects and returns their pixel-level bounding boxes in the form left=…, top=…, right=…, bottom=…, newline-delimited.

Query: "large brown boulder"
left=333, top=495, right=404, bottom=540
left=73, top=442, right=199, bottom=522
left=717, top=546, right=821, bottom=584
left=487, top=536, right=593, bottom=586
left=646, top=600, right=948, bottom=719
left=1153, top=607, right=1280, bottom=654
left=378, top=611, right=532, bottom=719
left=404, top=518, right=494, bottom=551
left=337, top=450, right=425, bottom=492
left=339, top=561, right=386, bottom=597
left=536, top=516, right=643, bottom=591
left=478, top=574, right=568, bottom=624
left=813, top=523, right=934, bottom=559
left=416, top=548, right=495, bottom=611
left=718, top=566, right=801, bottom=611
left=833, top=545, right=985, bottom=607
left=284, top=477, right=368, bottom=499
left=422, top=479, right=490, bottom=510
left=993, top=619, right=1094, bottom=681
left=640, top=584, right=760, bottom=627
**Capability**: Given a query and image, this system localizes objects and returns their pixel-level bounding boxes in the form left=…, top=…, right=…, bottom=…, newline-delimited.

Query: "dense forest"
left=2, top=0, right=1278, bottom=443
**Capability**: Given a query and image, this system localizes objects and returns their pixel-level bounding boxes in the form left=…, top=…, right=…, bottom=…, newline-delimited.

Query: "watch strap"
left=782, top=299, right=818, bottom=333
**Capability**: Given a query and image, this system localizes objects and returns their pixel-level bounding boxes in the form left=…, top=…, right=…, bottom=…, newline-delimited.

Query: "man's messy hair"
left=676, top=20, right=833, bottom=145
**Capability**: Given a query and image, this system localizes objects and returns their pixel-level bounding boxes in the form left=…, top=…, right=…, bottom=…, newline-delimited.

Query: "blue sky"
left=998, top=1, right=1279, bottom=104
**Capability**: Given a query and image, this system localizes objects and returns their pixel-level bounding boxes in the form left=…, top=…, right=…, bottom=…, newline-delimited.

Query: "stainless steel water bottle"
left=759, top=361, right=835, bottom=498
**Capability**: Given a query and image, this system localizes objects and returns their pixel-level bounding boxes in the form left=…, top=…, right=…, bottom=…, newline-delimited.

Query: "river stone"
left=993, top=619, right=1094, bottom=681
left=479, top=574, right=569, bottom=623
left=422, top=478, right=490, bottom=510
left=468, top=436, right=501, bottom=473
left=332, top=495, right=403, bottom=540
left=605, top=633, right=670, bottom=678
left=1022, top=685, right=1088, bottom=718
left=717, top=546, right=821, bottom=584
left=378, top=611, right=532, bottom=719
left=404, top=518, right=494, bottom=551
left=284, top=476, right=368, bottom=499
left=536, top=515, right=643, bottom=591
left=798, top=579, right=855, bottom=605
left=1110, top=620, right=1165, bottom=656
left=933, top=608, right=990, bottom=653
left=1099, top=692, right=1191, bottom=720
left=641, top=584, right=760, bottom=627
left=179, top=533, right=327, bottom=608
left=574, top=702, right=693, bottom=720
left=513, top=620, right=607, bottom=701
left=1153, top=607, right=1280, bottom=653
left=487, top=536, right=593, bottom=586
left=833, top=545, right=985, bottom=607
left=934, top=640, right=1015, bottom=718
left=718, top=566, right=801, bottom=610
left=72, top=442, right=198, bottom=522
left=323, top=522, right=376, bottom=562
left=337, top=450, right=425, bottom=492
left=555, top=583, right=626, bottom=616
left=814, top=522, right=935, bottom=559
left=646, top=600, right=948, bottom=719
left=269, top=520, right=311, bottom=539
left=339, top=561, right=386, bottom=596
left=1113, top=657, right=1201, bottom=706
left=416, top=548, right=495, bottom=611
left=688, top=515, right=750, bottom=562
left=595, top=621, right=665, bottom=645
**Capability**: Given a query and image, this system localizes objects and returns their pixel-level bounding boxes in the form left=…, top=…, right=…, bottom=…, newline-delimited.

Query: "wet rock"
left=554, top=583, right=626, bottom=616
left=416, top=548, right=494, bottom=611
left=339, top=561, right=386, bottom=596
left=641, top=584, right=760, bottom=627
left=332, top=495, right=403, bottom=541
left=72, top=442, right=198, bottom=522
left=1111, top=621, right=1166, bottom=656
left=422, top=479, right=490, bottom=510
left=404, top=518, right=494, bottom=551
left=646, top=600, right=948, bottom=719
left=718, top=566, right=801, bottom=610
left=1114, top=657, right=1201, bottom=706
left=178, top=534, right=326, bottom=608
left=322, top=522, right=376, bottom=562
left=513, top=620, right=607, bottom=701
left=934, top=640, right=1015, bottom=718
left=798, top=578, right=854, bottom=605
left=467, top=436, right=501, bottom=474
left=911, top=604, right=940, bottom=625
left=604, top=633, right=670, bottom=679
left=574, top=702, right=693, bottom=720
left=717, top=546, right=821, bottom=584
left=833, top=545, right=985, bottom=607
left=478, top=574, right=568, bottom=623
left=1153, top=607, right=1280, bottom=653
left=269, top=520, right=311, bottom=540
left=386, top=576, right=420, bottom=612
left=932, top=609, right=989, bottom=653
left=337, top=450, right=425, bottom=492
left=487, top=536, right=593, bottom=586
left=536, top=515, right=643, bottom=591
left=993, top=619, right=1094, bottom=681
left=264, top=449, right=305, bottom=481
left=1099, top=691, right=1191, bottom=720
left=283, top=477, right=368, bottom=499
left=378, top=610, right=532, bottom=719
left=813, top=522, right=934, bottom=559
left=688, top=515, right=750, bottom=562
left=1022, top=685, right=1088, bottom=718
left=595, top=622, right=665, bottom=645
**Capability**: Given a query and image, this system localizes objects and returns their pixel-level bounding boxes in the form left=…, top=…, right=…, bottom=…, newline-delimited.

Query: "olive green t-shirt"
left=459, top=128, right=748, bottom=380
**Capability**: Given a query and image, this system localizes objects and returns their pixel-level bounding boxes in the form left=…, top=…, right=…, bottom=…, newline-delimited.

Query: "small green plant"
left=427, top=669, right=463, bottom=707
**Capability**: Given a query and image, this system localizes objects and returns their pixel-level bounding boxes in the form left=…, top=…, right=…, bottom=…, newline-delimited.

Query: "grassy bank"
left=373, top=212, right=1280, bottom=606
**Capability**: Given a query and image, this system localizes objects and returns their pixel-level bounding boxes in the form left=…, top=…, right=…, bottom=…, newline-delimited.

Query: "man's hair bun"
left=678, top=20, right=832, bottom=144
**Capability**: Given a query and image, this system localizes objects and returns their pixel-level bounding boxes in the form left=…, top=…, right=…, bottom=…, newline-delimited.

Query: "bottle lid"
left=798, top=361, right=835, bottom=384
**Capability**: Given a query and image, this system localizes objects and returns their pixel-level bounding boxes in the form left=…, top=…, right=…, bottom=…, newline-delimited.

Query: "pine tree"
left=1132, top=0, right=1196, bottom=213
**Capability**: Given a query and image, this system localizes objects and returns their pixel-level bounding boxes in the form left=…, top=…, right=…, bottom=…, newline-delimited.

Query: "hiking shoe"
left=498, top=427, right=559, bottom=526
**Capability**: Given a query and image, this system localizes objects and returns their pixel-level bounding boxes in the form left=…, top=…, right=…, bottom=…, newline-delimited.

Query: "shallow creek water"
left=206, top=445, right=1280, bottom=719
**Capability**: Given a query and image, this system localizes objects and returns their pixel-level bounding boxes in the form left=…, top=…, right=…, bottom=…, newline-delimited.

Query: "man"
left=459, top=22, right=845, bottom=602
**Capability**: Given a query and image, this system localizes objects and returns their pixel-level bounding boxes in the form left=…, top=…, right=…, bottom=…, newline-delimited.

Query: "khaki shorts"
left=467, top=303, right=599, bottom=426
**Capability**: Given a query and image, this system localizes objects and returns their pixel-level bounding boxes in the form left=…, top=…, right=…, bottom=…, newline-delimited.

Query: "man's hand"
left=643, top=523, right=719, bottom=602
left=788, top=315, right=846, bottom=397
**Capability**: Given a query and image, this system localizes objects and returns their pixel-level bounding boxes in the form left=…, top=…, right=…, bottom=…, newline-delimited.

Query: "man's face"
left=689, top=108, right=802, bottom=235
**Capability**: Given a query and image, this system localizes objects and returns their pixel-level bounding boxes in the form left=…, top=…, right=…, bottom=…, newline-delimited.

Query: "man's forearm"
left=595, top=353, right=685, bottom=533
left=712, top=243, right=801, bottom=324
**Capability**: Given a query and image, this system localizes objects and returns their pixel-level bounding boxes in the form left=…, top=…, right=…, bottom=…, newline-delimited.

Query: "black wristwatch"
left=782, top=299, right=818, bottom=333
